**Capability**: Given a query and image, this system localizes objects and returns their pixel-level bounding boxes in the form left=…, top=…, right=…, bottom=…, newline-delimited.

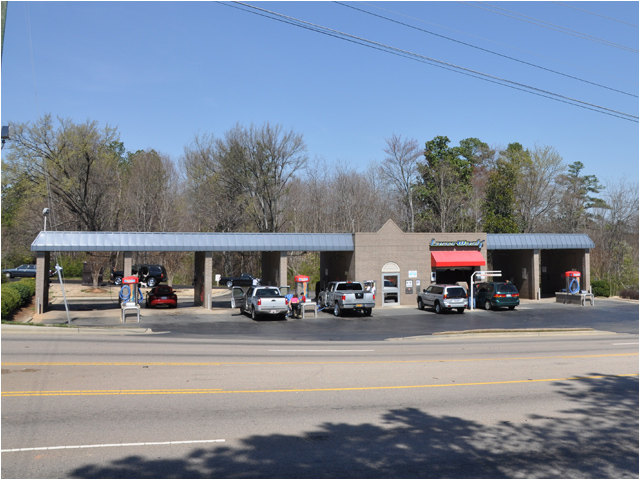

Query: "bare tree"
left=215, top=123, right=308, bottom=233
left=379, top=134, right=421, bottom=232
left=4, top=115, right=122, bottom=232
left=515, top=144, right=565, bottom=233
left=590, top=179, right=639, bottom=294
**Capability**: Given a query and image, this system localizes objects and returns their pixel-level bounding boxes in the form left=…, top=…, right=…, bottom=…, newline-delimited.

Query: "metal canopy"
left=486, top=233, right=595, bottom=250
left=30, top=231, right=355, bottom=252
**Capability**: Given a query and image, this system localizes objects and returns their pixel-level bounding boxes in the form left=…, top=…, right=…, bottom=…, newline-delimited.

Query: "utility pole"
left=1, top=1, right=7, bottom=65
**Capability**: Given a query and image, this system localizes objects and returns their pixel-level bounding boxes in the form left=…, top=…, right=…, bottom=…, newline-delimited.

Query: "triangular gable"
left=376, top=219, right=405, bottom=236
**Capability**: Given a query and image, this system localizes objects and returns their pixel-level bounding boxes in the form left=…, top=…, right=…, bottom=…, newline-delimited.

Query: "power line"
left=359, top=1, right=637, bottom=87
left=553, top=2, right=639, bottom=28
left=463, top=1, right=638, bottom=53
left=335, top=2, right=637, bottom=98
left=221, top=2, right=638, bottom=123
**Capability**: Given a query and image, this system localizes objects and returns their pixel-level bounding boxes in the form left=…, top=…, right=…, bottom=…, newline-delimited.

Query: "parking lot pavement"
left=12, top=291, right=636, bottom=337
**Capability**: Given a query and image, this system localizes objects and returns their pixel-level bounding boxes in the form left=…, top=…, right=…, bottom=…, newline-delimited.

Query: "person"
left=285, top=292, right=294, bottom=317
left=290, top=294, right=300, bottom=318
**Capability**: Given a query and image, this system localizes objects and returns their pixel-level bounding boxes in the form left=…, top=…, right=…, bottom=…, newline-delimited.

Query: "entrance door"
left=382, top=273, right=399, bottom=304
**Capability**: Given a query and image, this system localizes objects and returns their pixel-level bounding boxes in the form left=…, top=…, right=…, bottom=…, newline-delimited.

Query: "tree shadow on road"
left=70, top=374, right=638, bottom=478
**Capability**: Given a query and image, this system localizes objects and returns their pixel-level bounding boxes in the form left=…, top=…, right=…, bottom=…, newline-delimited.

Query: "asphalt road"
left=2, top=316, right=638, bottom=478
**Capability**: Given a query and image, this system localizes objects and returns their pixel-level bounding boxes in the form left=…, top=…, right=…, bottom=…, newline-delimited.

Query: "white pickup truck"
left=319, top=281, right=375, bottom=317
left=235, top=286, right=289, bottom=320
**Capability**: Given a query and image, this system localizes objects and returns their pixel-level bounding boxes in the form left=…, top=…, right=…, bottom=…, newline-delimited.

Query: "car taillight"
left=443, top=294, right=447, bottom=299
left=373, top=294, right=375, bottom=300
left=494, top=294, right=506, bottom=298
left=342, top=295, right=346, bottom=301
left=257, top=299, right=262, bottom=306
left=285, top=299, right=289, bottom=305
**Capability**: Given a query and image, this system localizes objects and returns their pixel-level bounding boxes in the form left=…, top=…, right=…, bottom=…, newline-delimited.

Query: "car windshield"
left=155, top=287, right=172, bottom=294
left=256, top=288, right=280, bottom=297
left=337, top=283, right=363, bottom=291
left=497, top=284, right=519, bottom=294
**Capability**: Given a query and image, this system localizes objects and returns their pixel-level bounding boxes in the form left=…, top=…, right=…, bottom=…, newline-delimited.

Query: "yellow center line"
left=2, top=352, right=637, bottom=367
left=2, top=374, right=637, bottom=397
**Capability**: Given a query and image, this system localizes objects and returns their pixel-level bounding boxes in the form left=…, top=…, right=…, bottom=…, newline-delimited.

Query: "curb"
left=390, top=328, right=620, bottom=340
left=1, top=324, right=154, bottom=335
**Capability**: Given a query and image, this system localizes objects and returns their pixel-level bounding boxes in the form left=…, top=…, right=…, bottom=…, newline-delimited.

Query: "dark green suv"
left=476, top=282, right=520, bottom=310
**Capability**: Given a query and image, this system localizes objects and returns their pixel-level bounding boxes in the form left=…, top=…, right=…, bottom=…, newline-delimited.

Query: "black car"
left=111, top=264, right=167, bottom=287
left=475, top=282, right=520, bottom=310
left=3, top=264, right=37, bottom=278
left=219, top=273, right=260, bottom=288
left=3, top=264, right=55, bottom=278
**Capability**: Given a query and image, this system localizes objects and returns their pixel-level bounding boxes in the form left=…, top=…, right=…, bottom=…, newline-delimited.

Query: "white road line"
left=269, top=349, right=375, bottom=352
left=612, top=343, right=639, bottom=345
left=2, top=439, right=225, bottom=453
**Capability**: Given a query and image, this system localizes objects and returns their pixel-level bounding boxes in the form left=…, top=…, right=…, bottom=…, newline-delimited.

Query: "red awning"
left=431, top=251, right=486, bottom=267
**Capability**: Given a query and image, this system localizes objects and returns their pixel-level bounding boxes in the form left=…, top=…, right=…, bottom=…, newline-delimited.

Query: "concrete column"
left=204, top=251, right=213, bottom=310
left=260, top=251, right=288, bottom=287
left=583, top=250, right=591, bottom=292
left=124, top=252, right=133, bottom=278
left=278, top=251, right=287, bottom=288
left=35, top=251, right=50, bottom=314
left=194, top=251, right=204, bottom=306
left=532, top=249, right=540, bottom=300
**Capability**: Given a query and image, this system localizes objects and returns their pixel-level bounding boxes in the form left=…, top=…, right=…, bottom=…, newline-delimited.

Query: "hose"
left=569, top=278, right=580, bottom=294
left=119, top=285, right=131, bottom=302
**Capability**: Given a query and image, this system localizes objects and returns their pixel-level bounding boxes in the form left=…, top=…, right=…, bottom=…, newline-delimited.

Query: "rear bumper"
left=341, top=303, right=375, bottom=309
left=256, top=307, right=288, bottom=315
left=443, top=300, right=467, bottom=309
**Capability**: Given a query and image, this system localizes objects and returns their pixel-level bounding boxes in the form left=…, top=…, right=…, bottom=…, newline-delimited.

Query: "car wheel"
left=226, top=281, right=233, bottom=288
left=363, top=308, right=372, bottom=316
left=334, top=303, right=341, bottom=317
left=114, top=276, right=122, bottom=285
left=508, top=306, right=516, bottom=310
left=147, top=277, right=157, bottom=287
left=251, top=307, right=257, bottom=320
left=434, top=302, right=442, bottom=314
left=418, top=298, right=424, bottom=310
left=239, top=307, right=244, bottom=314
left=457, top=308, right=465, bottom=314
left=484, top=300, right=492, bottom=311
left=279, top=313, right=287, bottom=320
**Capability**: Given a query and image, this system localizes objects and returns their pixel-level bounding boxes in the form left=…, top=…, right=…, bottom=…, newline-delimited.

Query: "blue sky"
left=1, top=1, right=638, bottom=185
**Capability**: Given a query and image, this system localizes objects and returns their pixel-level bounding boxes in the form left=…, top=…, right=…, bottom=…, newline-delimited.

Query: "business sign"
left=430, top=239, right=485, bottom=249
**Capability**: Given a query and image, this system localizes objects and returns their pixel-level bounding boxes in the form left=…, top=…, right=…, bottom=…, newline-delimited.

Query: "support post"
left=35, top=251, right=50, bottom=315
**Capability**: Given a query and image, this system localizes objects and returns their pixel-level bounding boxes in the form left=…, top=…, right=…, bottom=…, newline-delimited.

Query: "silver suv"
left=417, top=284, right=468, bottom=314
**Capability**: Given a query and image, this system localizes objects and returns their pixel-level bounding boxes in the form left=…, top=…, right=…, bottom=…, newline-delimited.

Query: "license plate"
left=160, top=296, right=167, bottom=300
left=270, top=310, right=277, bottom=314
left=356, top=304, right=363, bottom=307
left=506, top=294, right=511, bottom=297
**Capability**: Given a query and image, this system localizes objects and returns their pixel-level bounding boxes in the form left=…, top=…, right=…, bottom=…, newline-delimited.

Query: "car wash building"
left=30, top=219, right=594, bottom=312
left=329, top=220, right=594, bottom=307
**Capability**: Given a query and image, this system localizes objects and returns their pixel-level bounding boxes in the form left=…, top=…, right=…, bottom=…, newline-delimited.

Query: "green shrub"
left=0, top=279, right=36, bottom=319
left=591, top=279, right=610, bottom=297
left=56, top=255, right=85, bottom=278
left=1, top=285, right=21, bottom=319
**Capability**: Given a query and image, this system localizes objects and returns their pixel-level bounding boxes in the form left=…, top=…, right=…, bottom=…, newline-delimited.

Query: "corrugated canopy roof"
left=31, top=231, right=355, bottom=252
left=487, top=233, right=595, bottom=250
